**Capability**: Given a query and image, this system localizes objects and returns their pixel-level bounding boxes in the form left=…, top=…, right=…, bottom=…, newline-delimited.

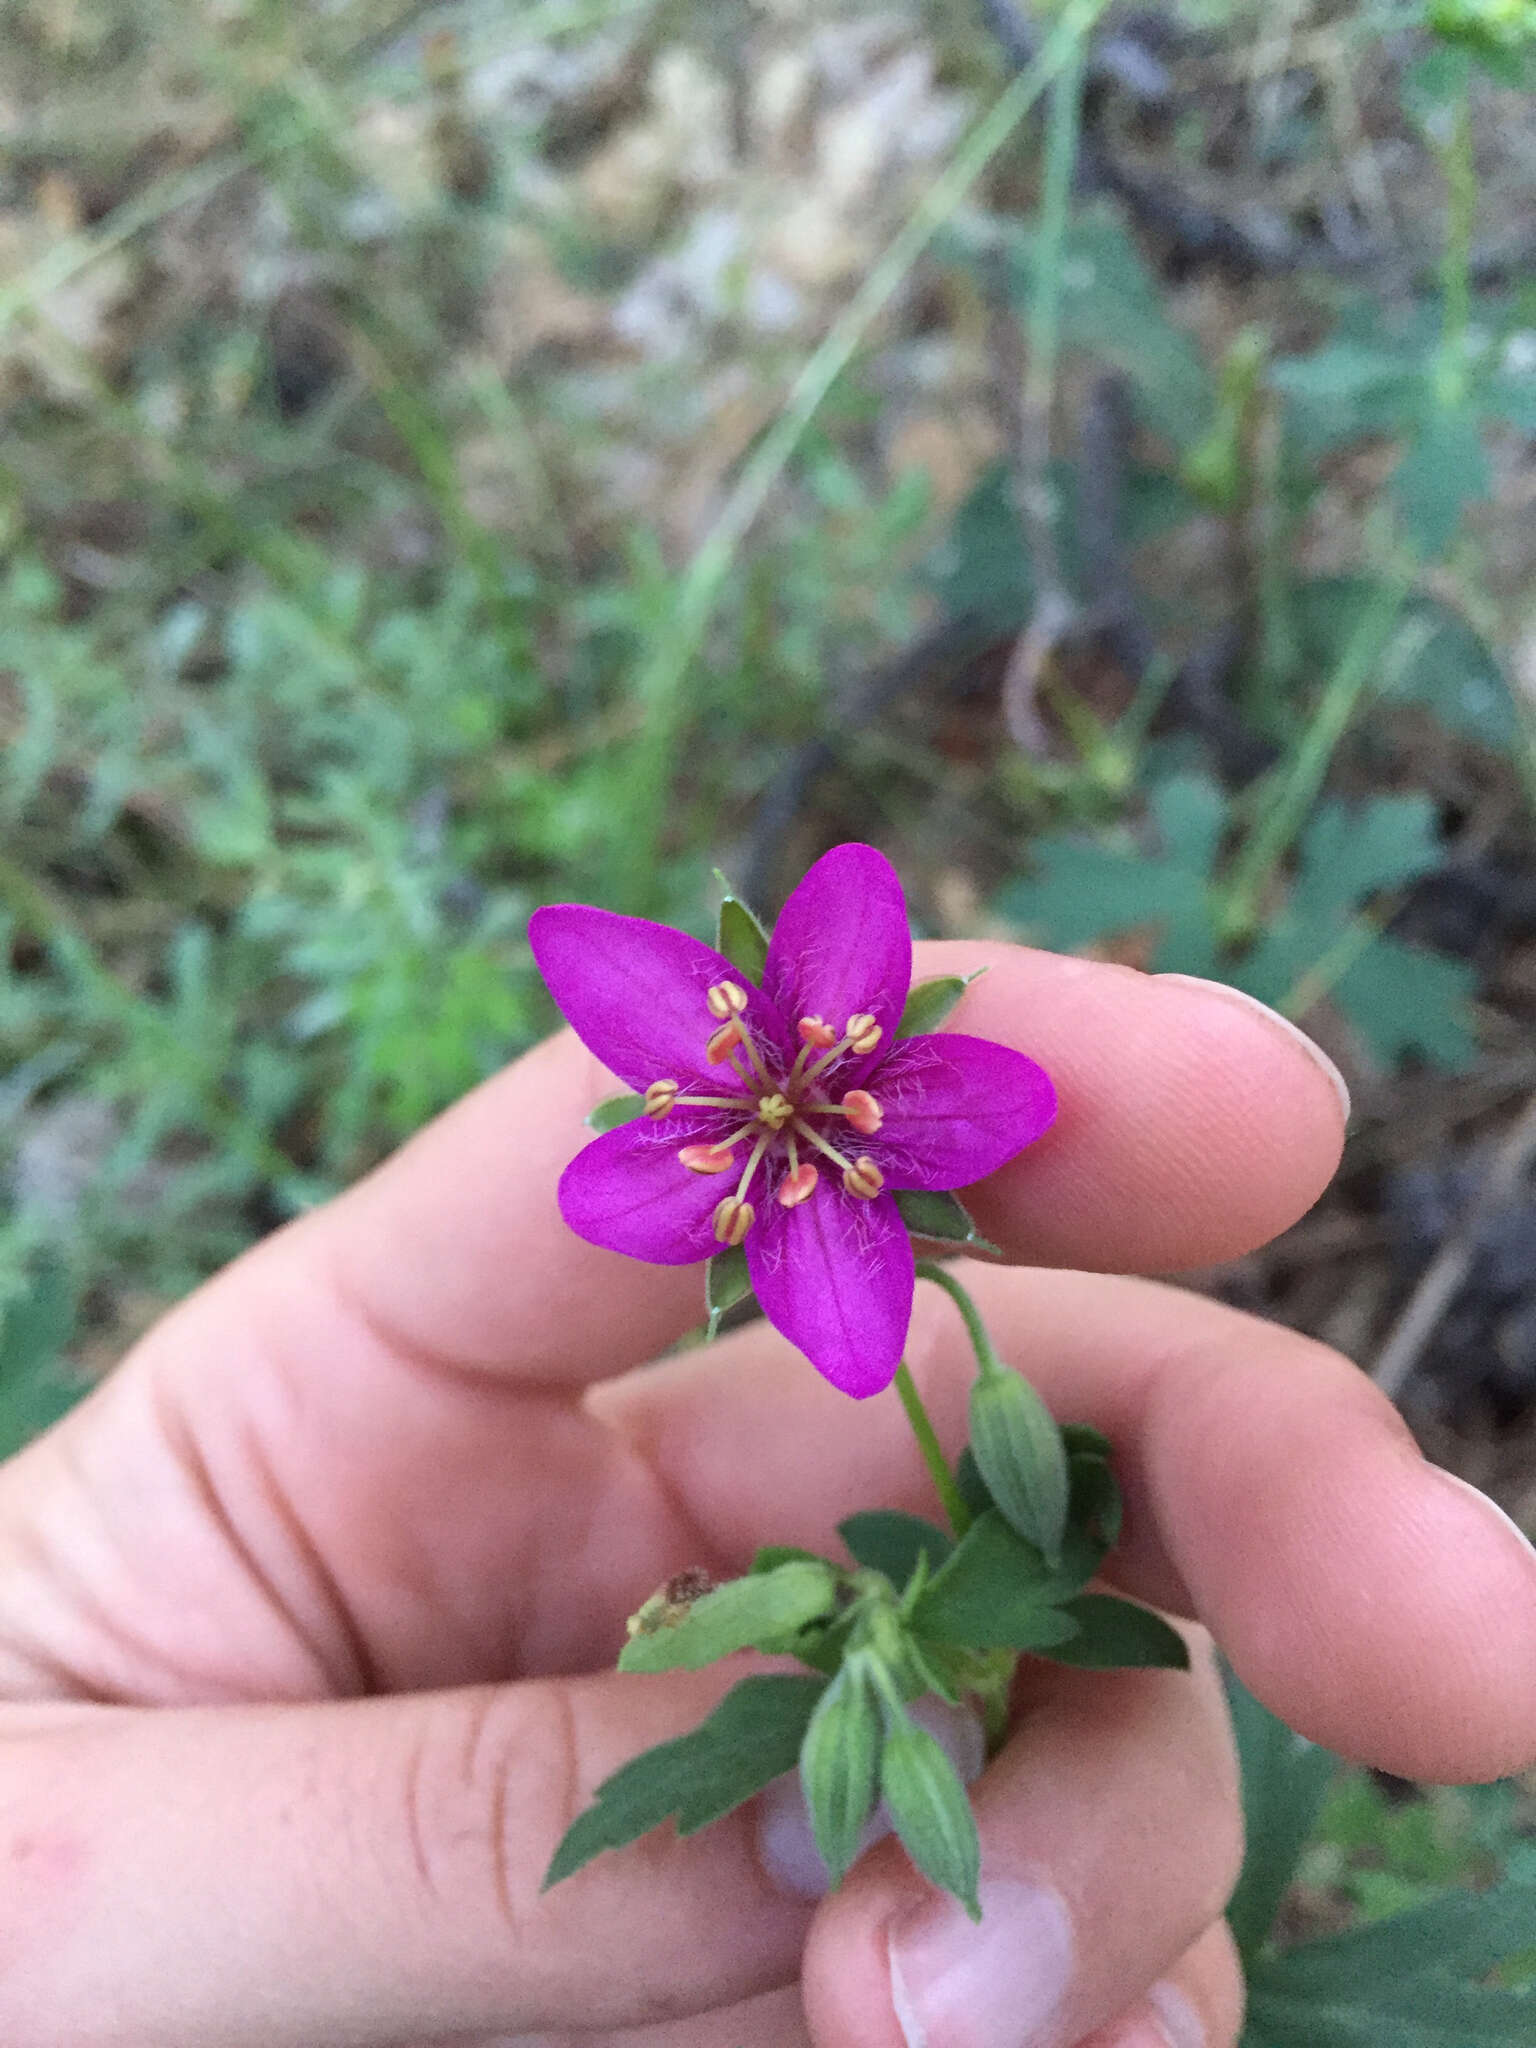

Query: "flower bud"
left=842, top=1156, right=884, bottom=1199
left=798, top=1661, right=882, bottom=1888
left=968, top=1364, right=1069, bottom=1567
left=878, top=1705, right=981, bottom=1919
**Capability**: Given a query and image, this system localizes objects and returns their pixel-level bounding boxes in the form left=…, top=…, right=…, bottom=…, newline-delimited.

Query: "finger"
left=597, top=1263, right=1536, bottom=1781
left=300, top=947, right=1347, bottom=1388
left=430, top=1982, right=812, bottom=2048
left=800, top=1638, right=1242, bottom=2048
left=0, top=1671, right=810, bottom=2048
left=1073, top=1920, right=1245, bottom=2048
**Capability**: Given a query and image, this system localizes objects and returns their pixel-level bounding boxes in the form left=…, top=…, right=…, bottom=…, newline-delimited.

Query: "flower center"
left=647, top=983, right=887, bottom=1243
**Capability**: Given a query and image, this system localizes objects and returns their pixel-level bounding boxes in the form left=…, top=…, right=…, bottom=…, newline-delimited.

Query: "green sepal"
left=897, top=970, right=985, bottom=1038
left=909, top=1511, right=1083, bottom=1650
left=751, top=1544, right=833, bottom=1574
left=715, top=879, right=770, bottom=984
left=968, top=1366, right=1070, bottom=1568
left=705, top=1244, right=754, bottom=1339
left=586, top=1093, right=645, bottom=1133
left=542, top=1674, right=826, bottom=1888
left=877, top=1701, right=982, bottom=1918
left=619, top=1560, right=839, bottom=1673
left=798, top=1658, right=883, bottom=1889
left=1038, top=1594, right=1189, bottom=1671
left=893, top=1188, right=1000, bottom=1254
left=839, top=1510, right=954, bottom=1588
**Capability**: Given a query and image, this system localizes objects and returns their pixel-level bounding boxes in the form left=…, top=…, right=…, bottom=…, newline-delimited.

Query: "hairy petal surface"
left=557, top=1114, right=731, bottom=1265
left=530, top=906, right=790, bottom=1092
left=865, top=1032, right=1057, bottom=1190
left=762, top=845, right=912, bottom=1082
left=745, top=1187, right=913, bottom=1399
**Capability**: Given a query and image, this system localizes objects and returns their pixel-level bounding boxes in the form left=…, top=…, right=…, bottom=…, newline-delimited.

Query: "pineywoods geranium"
left=530, top=844, right=1056, bottom=1397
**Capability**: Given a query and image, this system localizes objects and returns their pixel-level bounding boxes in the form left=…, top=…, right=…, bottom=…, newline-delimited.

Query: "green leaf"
left=897, top=973, right=981, bottom=1038
left=1060, top=1423, right=1113, bottom=1459
left=1394, top=403, right=1491, bottom=560
left=751, top=1545, right=832, bottom=1574
left=955, top=1446, right=995, bottom=1520
left=1246, top=1975, right=1536, bottom=2048
left=893, top=1188, right=999, bottom=1253
left=0, top=1258, right=82, bottom=1461
left=1293, top=580, right=1517, bottom=749
left=619, top=1560, right=838, bottom=1673
left=968, top=1367, right=1070, bottom=1566
left=1068, top=1453, right=1123, bottom=1552
left=1331, top=936, right=1478, bottom=1069
left=1224, top=1670, right=1339, bottom=1966
left=705, top=1244, right=755, bottom=1337
left=1256, top=1866, right=1536, bottom=1999
left=1038, top=1594, right=1189, bottom=1670
left=878, top=1706, right=982, bottom=1917
left=1270, top=338, right=1426, bottom=452
left=798, top=1660, right=883, bottom=1888
left=543, top=1674, right=827, bottom=1887
left=911, top=1511, right=1083, bottom=1649
left=925, top=460, right=1033, bottom=631
left=585, top=1092, right=645, bottom=1133
left=716, top=893, right=770, bottom=984
left=839, top=1510, right=954, bottom=1587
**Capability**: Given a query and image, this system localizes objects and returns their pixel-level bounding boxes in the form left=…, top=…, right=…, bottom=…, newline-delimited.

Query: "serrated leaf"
left=1225, top=1670, right=1339, bottom=1966
left=839, top=1510, right=954, bottom=1586
left=705, top=1244, right=754, bottom=1338
left=716, top=894, right=769, bottom=984
left=798, top=1660, right=882, bottom=1888
left=543, top=1674, right=826, bottom=1887
left=619, top=1560, right=838, bottom=1673
left=585, top=1092, right=646, bottom=1133
left=1037, top=1594, right=1188, bottom=1670
left=1332, top=936, right=1477, bottom=1068
left=879, top=1708, right=982, bottom=1917
left=893, top=1188, right=998, bottom=1252
left=1394, top=403, right=1491, bottom=560
left=897, top=973, right=981, bottom=1038
left=911, top=1511, right=1084, bottom=1649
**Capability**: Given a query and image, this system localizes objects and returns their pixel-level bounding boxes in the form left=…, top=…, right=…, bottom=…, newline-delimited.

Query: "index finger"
left=324, top=945, right=1347, bottom=1386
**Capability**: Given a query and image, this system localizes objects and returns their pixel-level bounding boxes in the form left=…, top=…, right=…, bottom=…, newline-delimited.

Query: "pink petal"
left=762, top=845, right=912, bottom=1083
left=558, top=1114, right=733, bottom=1265
left=530, top=905, right=791, bottom=1091
left=746, top=1186, right=913, bottom=1399
left=863, top=1033, right=1056, bottom=1189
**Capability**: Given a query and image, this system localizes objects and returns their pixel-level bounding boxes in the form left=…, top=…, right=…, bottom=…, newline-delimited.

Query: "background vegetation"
left=2, top=0, right=1535, bottom=2025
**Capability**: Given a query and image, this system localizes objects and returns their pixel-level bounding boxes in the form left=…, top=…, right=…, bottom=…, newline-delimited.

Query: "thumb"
left=1, top=1672, right=811, bottom=2048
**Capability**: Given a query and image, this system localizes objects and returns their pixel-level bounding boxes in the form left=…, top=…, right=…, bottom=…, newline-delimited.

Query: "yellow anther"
left=706, top=1021, right=744, bottom=1064
left=846, top=1014, right=882, bottom=1057
left=777, top=1163, right=819, bottom=1208
left=797, top=1015, right=837, bottom=1049
left=756, top=1093, right=794, bottom=1130
left=645, top=1079, right=681, bottom=1117
left=712, top=1195, right=755, bottom=1245
left=679, top=1142, right=736, bottom=1174
left=842, top=1155, right=885, bottom=1199
left=842, top=1088, right=883, bottom=1136
left=706, top=980, right=749, bottom=1020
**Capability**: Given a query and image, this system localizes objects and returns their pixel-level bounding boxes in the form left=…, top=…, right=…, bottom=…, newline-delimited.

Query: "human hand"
left=1, top=946, right=1533, bottom=2048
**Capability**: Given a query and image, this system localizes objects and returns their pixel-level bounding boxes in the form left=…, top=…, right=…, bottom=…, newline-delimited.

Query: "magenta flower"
left=529, top=843, right=1056, bottom=1398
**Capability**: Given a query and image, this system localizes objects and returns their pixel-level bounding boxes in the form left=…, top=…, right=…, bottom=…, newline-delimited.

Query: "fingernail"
left=1433, top=1469, right=1536, bottom=1562
left=757, top=1697, right=986, bottom=1901
left=887, top=1877, right=1073, bottom=2048
left=1155, top=974, right=1351, bottom=1123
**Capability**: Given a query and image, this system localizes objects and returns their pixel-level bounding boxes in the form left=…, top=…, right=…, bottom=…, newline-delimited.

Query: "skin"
left=0, top=941, right=1534, bottom=2048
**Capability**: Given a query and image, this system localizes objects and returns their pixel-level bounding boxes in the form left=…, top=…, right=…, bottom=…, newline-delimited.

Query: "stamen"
left=846, top=1013, right=882, bottom=1056
left=797, top=1016, right=836, bottom=1048
left=791, top=1116, right=857, bottom=1175
left=679, top=1143, right=735, bottom=1174
left=706, top=1021, right=743, bottom=1064
left=734, top=1133, right=773, bottom=1204
left=756, top=1092, right=794, bottom=1130
left=777, top=1163, right=818, bottom=1208
left=842, top=1088, right=883, bottom=1136
left=644, top=1080, right=681, bottom=1117
left=712, top=1196, right=754, bottom=1246
left=706, top=980, right=749, bottom=1020
left=672, top=1093, right=756, bottom=1111
left=843, top=1155, right=885, bottom=1199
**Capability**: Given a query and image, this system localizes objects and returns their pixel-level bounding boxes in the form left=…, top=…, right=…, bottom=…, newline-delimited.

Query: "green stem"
left=605, top=0, right=1113, bottom=910
left=1436, top=81, right=1476, bottom=409
left=1024, top=24, right=1089, bottom=462
left=893, top=1361, right=971, bottom=1539
left=1219, top=565, right=1411, bottom=945
left=915, top=1260, right=1006, bottom=1379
